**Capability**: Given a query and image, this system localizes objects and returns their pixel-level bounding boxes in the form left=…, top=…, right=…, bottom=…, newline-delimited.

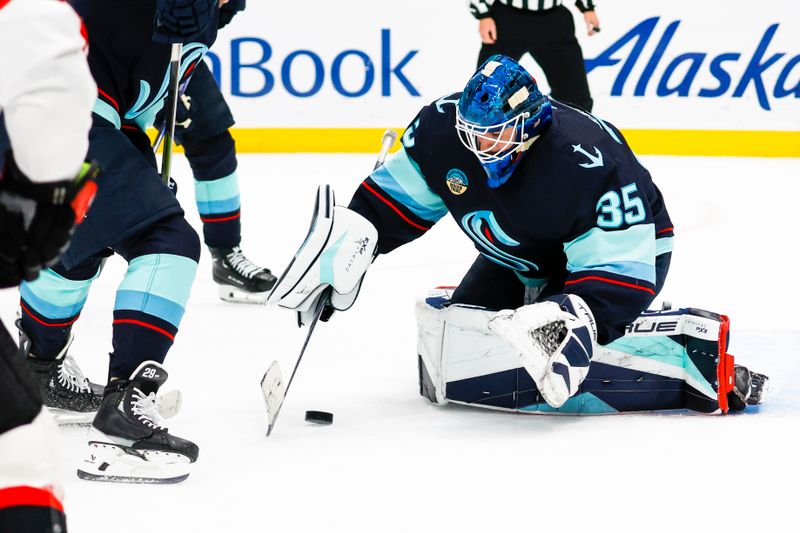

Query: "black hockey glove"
left=0, top=154, right=100, bottom=287
left=153, top=0, right=217, bottom=44
left=218, top=0, right=246, bottom=29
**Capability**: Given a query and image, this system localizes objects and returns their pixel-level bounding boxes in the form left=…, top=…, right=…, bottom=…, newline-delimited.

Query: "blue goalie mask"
left=456, top=55, right=552, bottom=188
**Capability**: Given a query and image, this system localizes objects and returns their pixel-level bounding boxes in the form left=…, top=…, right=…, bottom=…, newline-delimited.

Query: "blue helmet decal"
left=456, top=54, right=553, bottom=188
left=460, top=210, right=539, bottom=272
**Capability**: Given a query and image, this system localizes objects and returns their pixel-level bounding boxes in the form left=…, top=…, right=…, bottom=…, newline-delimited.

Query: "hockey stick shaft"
left=266, top=287, right=332, bottom=436
left=160, top=43, right=183, bottom=185
left=152, top=78, right=190, bottom=155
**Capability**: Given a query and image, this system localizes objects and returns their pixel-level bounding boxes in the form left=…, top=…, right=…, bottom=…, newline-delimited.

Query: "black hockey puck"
left=305, top=410, right=334, bottom=425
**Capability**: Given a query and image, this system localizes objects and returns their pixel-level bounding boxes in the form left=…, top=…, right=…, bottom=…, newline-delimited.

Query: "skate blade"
left=77, top=441, right=192, bottom=484
left=48, top=407, right=96, bottom=427
left=217, top=284, right=267, bottom=305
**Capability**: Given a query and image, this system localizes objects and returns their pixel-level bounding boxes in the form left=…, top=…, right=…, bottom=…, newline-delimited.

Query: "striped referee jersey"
left=469, top=0, right=596, bottom=18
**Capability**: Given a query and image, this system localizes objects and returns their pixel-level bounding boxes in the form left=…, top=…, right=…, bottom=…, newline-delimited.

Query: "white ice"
left=1, top=154, right=798, bottom=532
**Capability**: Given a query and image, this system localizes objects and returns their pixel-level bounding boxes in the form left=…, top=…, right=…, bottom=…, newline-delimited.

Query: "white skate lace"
left=57, top=354, right=92, bottom=393
left=227, top=247, right=264, bottom=279
left=130, top=388, right=165, bottom=429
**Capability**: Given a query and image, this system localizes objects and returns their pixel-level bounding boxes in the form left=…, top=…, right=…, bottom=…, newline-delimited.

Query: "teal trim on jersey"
left=606, top=335, right=717, bottom=399
left=320, top=233, right=347, bottom=285
left=370, top=148, right=447, bottom=222
left=520, top=392, right=618, bottom=414
left=132, top=99, right=163, bottom=131
left=114, top=290, right=186, bottom=327
left=656, top=236, right=674, bottom=256
left=125, top=43, right=208, bottom=128
left=20, top=267, right=101, bottom=319
left=118, top=254, right=197, bottom=319
left=514, top=273, right=549, bottom=287
left=93, top=98, right=121, bottom=129
left=565, top=224, right=656, bottom=283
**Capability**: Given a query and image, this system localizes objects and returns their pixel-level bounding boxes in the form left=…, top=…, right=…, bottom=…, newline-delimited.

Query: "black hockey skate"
left=77, top=361, right=197, bottom=484
left=210, top=246, right=277, bottom=304
left=728, top=365, right=769, bottom=412
left=17, top=319, right=103, bottom=425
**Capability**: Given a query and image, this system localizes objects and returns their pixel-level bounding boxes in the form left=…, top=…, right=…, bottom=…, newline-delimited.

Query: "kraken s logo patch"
left=446, top=169, right=469, bottom=195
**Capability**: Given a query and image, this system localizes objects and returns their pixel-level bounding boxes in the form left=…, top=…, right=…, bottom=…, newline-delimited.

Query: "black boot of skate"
left=728, top=365, right=770, bottom=412
left=210, top=246, right=277, bottom=304
left=17, top=319, right=103, bottom=425
left=77, top=361, right=198, bottom=484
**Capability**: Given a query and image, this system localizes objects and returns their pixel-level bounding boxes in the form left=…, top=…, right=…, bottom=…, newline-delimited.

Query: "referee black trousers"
left=478, top=4, right=593, bottom=112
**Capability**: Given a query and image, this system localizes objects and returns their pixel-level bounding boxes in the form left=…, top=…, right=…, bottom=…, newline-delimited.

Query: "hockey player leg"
left=0, top=321, right=68, bottom=531
left=18, top=262, right=106, bottom=424
left=77, top=215, right=200, bottom=483
left=177, top=63, right=277, bottom=304
left=193, top=137, right=277, bottom=304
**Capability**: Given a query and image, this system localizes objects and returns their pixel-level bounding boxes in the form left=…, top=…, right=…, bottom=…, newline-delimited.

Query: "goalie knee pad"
left=415, top=288, right=763, bottom=414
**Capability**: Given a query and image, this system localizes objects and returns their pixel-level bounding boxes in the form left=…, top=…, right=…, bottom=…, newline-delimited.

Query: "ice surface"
left=1, top=154, right=798, bottom=532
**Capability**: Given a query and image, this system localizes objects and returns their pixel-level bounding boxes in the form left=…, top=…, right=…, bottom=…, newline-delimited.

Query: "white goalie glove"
left=267, top=185, right=378, bottom=322
left=488, top=294, right=597, bottom=408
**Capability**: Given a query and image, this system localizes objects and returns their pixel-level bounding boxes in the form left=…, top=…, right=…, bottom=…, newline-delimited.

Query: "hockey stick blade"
left=261, top=361, right=285, bottom=436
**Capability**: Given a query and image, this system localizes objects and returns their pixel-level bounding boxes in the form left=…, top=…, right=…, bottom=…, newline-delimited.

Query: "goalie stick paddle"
left=261, top=129, right=398, bottom=437
left=262, top=287, right=331, bottom=436
left=159, top=43, right=182, bottom=185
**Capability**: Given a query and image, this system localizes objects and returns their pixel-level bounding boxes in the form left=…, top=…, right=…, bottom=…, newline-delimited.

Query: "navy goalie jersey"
left=348, top=94, right=674, bottom=344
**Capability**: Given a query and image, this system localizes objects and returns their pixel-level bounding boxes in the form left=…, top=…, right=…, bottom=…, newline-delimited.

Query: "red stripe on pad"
left=20, top=302, right=80, bottom=327
left=565, top=276, right=656, bottom=295
left=113, top=319, right=175, bottom=341
left=657, top=227, right=674, bottom=235
left=0, top=486, right=64, bottom=512
left=362, top=182, right=430, bottom=232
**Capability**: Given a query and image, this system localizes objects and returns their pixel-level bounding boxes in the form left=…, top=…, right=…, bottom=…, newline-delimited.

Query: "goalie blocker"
left=267, top=185, right=378, bottom=321
left=416, top=288, right=767, bottom=414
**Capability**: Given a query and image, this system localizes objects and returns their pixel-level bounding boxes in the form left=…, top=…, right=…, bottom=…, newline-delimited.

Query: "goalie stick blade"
left=261, top=361, right=285, bottom=436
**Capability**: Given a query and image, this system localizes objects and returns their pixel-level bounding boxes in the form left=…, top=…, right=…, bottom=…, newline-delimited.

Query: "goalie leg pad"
left=415, top=290, right=765, bottom=415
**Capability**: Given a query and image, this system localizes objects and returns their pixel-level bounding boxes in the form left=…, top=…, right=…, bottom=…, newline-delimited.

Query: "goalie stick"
left=261, top=129, right=398, bottom=437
